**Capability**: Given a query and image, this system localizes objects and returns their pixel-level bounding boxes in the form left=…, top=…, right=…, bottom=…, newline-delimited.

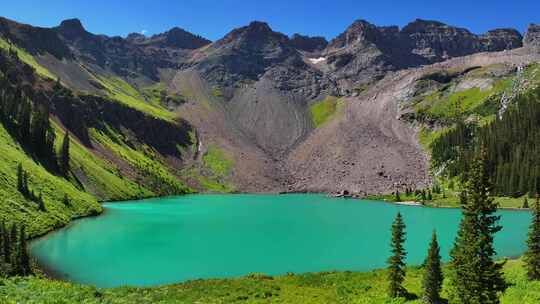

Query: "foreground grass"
left=0, top=259, right=537, bottom=303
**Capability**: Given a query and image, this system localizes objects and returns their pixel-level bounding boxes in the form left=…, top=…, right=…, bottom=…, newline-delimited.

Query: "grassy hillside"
left=89, top=127, right=193, bottom=196
left=82, top=68, right=176, bottom=122
left=0, top=37, right=55, bottom=79
left=0, top=259, right=537, bottom=303
left=412, top=65, right=521, bottom=149
left=0, top=123, right=101, bottom=237
left=52, top=123, right=148, bottom=201
left=0, top=41, right=229, bottom=239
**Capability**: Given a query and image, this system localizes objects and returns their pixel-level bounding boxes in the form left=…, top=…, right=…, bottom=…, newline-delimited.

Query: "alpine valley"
left=1, top=13, right=540, bottom=303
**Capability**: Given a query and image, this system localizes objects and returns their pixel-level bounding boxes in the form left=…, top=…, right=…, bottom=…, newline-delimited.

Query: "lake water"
left=30, top=194, right=531, bottom=288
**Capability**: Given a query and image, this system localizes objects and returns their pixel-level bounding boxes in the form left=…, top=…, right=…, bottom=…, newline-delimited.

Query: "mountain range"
left=0, top=15, right=539, bottom=235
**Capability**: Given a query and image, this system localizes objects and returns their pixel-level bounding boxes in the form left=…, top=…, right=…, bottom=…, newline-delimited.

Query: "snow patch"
left=309, top=57, right=326, bottom=64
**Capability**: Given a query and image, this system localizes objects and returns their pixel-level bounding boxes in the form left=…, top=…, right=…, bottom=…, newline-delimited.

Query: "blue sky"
left=2, top=0, right=539, bottom=41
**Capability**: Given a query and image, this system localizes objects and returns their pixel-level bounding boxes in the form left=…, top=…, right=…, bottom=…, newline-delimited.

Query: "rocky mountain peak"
left=125, top=32, right=146, bottom=43
left=245, top=21, right=273, bottom=33
left=145, top=27, right=211, bottom=49
left=401, top=19, right=448, bottom=33
left=480, top=28, right=523, bottom=51
left=290, top=34, right=328, bottom=52
left=214, top=20, right=291, bottom=51
left=327, top=19, right=381, bottom=49
left=57, top=18, right=88, bottom=40
left=524, top=23, right=540, bottom=50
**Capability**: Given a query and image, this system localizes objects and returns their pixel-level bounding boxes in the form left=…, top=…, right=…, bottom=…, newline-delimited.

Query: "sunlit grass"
left=0, top=37, right=56, bottom=80
left=309, top=96, right=341, bottom=127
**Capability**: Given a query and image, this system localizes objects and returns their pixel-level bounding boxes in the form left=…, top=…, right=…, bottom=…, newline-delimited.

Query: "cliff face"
left=402, top=19, right=522, bottom=59
left=524, top=24, right=540, bottom=51
left=322, top=19, right=524, bottom=91
left=290, top=34, right=328, bottom=52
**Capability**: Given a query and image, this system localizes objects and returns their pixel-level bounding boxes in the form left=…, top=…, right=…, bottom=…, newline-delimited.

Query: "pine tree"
left=0, top=222, right=3, bottom=262
left=387, top=212, right=407, bottom=298
left=53, top=77, right=62, bottom=92
left=422, top=231, right=443, bottom=304
left=9, top=224, right=17, bottom=273
left=63, top=194, right=71, bottom=206
left=59, top=132, right=70, bottom=176
left=2, top=221, right=9, bottom=263
left=37, top=193, right=46, bottom=212
left=23, top=171, right=30, bottom=197
left=449, top=149, right=506, bottom=303
left=18, top=98, right=31, bottom=144
left=18, top=226, right=30, bottom=276
left=523, top=197, right=530, bottom=209
left=17, top=163, right=24, bottom=193
left=395, top=190, right=402, bottom=202
left=525, top=196, right=540, bottom=280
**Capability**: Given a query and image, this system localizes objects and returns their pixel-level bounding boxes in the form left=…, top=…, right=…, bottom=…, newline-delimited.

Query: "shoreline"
left=29, top=208, right=108, bottom=281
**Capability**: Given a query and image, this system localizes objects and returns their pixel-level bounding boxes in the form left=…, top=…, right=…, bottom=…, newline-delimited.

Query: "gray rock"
left=290, top=34, right=328, bottom=52
left=524, top=24, right=540, bottom=51
left=323, top=19, right=523, bottom=91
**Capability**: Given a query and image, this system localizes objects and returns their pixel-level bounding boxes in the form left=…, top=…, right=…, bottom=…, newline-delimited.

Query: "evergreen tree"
left=2, top=221, right=9, bottom=263
left=9, top=224, right=17, bottom=273
left=30, top=103, right=56, bottom=163
left=422, top=231, right=443, bottom=304
left=18, top=226, right=30, bottom=276
left=59, top=132, right=70, bottom=176
left=37, top=193, right=46, bottom=212
left=395, top=190, right=402, bottom=202
left=0, top=222, right=3, bottom=262
left=63, top=194, right=70, bottom=206
left=18, top=98, right=31, bottom=144
left=53, top=77, right=62, bottom=92
left=16, top=164, right=29, bottom=197
left=449, top=149, right=506, bottom=303
left=427, top=190, right=433, bottom=201
left=23, top=171, right=30, bottom=197
left=523, top=197, right=530, bottom=209
left=430, top=88, right=540, bottom=197
left=387, top=212, right=407, bottom=298
left=16, top=163, right=24, bottom=193
left=525, top=196, right=540, bottom=280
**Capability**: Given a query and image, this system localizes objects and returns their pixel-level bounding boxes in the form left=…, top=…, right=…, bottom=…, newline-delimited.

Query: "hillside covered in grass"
left=0, top=39, right=235, bottom=236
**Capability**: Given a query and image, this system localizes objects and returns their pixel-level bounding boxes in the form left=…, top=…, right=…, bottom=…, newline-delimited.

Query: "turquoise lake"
left=30, top=194, right=531, bottom=288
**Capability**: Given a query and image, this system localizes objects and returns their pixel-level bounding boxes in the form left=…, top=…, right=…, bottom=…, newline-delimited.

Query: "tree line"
left=430, top=87, right=540, bottom=197
left=0, top=49, right=71, bottom=176
left=0, top=87, right=71, bottom=176
left=388, top=149, right=540, bottom=303
left=0, top=222, right=31, bottom=277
